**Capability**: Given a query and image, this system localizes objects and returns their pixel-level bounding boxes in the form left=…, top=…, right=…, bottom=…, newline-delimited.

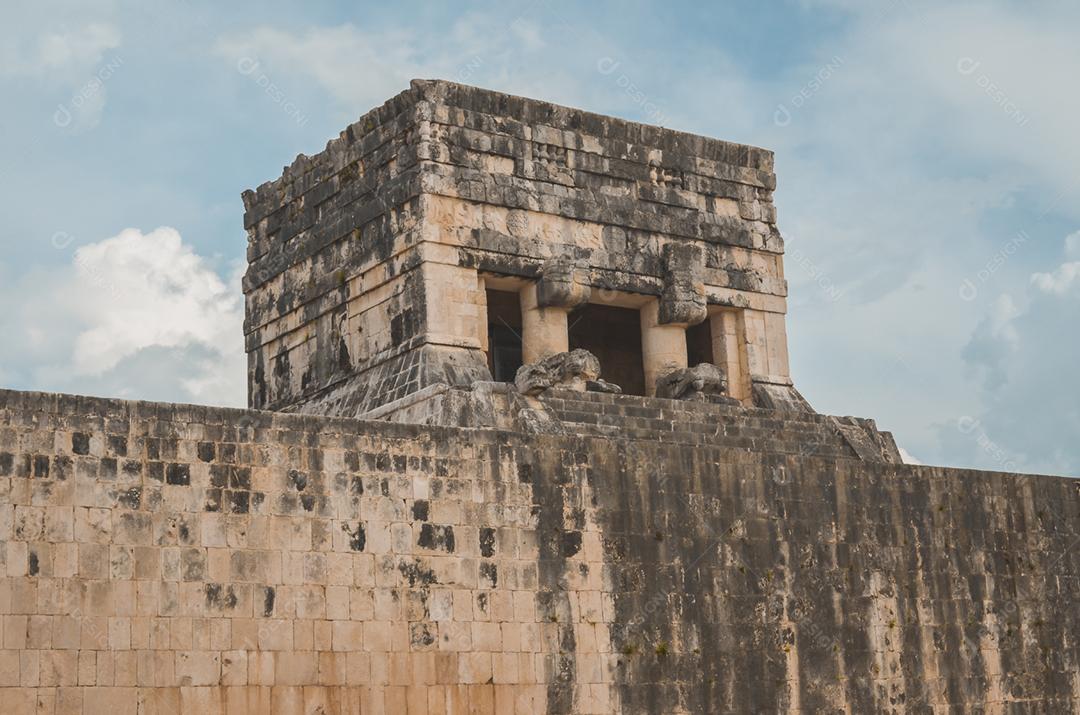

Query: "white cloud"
left=1065, top=230, right=1080, bottom=259
left=68, top=228, right=240, bottom=374
left=3, top=22, right=121, bottom=77
left=213, top=17, right=598, bottom=124
left=1032, top=260, right=1080, bottom=296
left=2, top=21, right=124, bottom=131
left=953, top=233, right=1080, bottom=475
left=36, top=23, right=121, bottom=72
left=214, top=25, right=424, bottom=115
left=0, top=227, right=245, bottom=407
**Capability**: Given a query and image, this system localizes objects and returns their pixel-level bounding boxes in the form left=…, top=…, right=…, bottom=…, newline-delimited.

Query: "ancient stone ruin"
left=1, top=79, right=1078, bottom=713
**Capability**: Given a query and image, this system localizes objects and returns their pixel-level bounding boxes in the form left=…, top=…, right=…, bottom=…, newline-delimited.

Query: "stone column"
left=710, top=309, right=751, bottom=403
left=520, top=282, right=569, bottom=364
left=640, top=299, right=688, bottom=396
left=519, top=257, right=590, bottom=365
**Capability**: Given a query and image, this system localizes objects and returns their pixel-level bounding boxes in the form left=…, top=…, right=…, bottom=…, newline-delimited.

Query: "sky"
left=1, top=0, right=1078, bottom=476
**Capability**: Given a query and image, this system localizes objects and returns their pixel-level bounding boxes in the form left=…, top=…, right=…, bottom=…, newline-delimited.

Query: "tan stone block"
left=363, top=621, right=389, bottom=652
left=170, top=617, right=193, bottom=650
left=325, top=553, right=352, bottom=586
left=325, top=585, right=349, bottom=620
left=512, top=591, right=535, bottom=622
left=4, top=614, right=27, bottom=649
left=452, top=590, right=474, bottom=622
left=179, top=685, right=225, bottom=714
left=352, top=555, right=374, bottom=587
left=111, top=578, right=135, bottom=617
left=77, top=649, right=95, bottom=685
left=373, top=591, right=403, bottom=626
left=114, top=650, right=138, bottom=686
left=39, top=649, right=77, bottom=687
left=467, top=683, right=494, bottom=714
left=302, top=685, right=335, bottom=715
left=258, top=619, right=292, bottom=650
left=312, top=620, right=331, bottom=652
left=520, top=623, right=540, bottom=653
left=332, top=621, right=363, bottom=652
left=207, top=548, right=231, bottom=582
left=11, top=579, right=37, bottom=615
left=128, top=617, right=150, bottom=650
left=149, top=618, right=170, bottom=650
left=494, top=684, right=517, bottom=715
left=369, top=653, right=389, bottom=687
left=0, top=686, right=34, bottom=713
left=492, top=653, right=520, bottom=684
left=201, top=514, right=228, bottom=548
left=221, top=649, right=248, bottom=686
left=500, top=622, right=521, bottom=652
left=0, top=649, right=20, bottom=686
left=429, top=589, right=454, bottom=622
left=471, top=621, right=501, bottom=651
left=411, top=652, right=436, bottom=686
left=175, top=650, right=221, bottom=686
left=345, top=652, right=370, bottom=686
left=231, top=618, right=258, bottom=650
left=56, top=686, right=82, bottom=715
left=109, top=616, right=132, bottom=650
left=516, top=653, right=536, bottom=684
left=249, top=651, right=275, bottom=686
left=210, top=618, right=231, bottom=651
left=83, top=686, right=137, bottom=715
left=427, top=683, right=447, bottom=712
left=135, top=581, right=158, bottom=617
left=274, top=652, right=316, bottom=686
left=389, top=622, right=409, bottom=652
left=370, top=684, right=399, bottom=714
left=385, top=653, right=410, bottom=687
left=132, top=649, right=154, bottom=687
left=439, top=621, right=472, bottom=652
left=52, top=543, right=78, bottom=578
left=137, top=686, right=179, bottom=715
left=293, top=619, right=314, bottom=651
left=223, top=685, right=269, bottom=715
left=489, top=591, right=514, bottom=623
left=457, top=652, right=491, bottom=684
left=316, top=651, right=345, bottom=686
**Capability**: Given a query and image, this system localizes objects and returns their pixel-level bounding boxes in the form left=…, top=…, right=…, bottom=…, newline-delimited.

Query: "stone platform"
left=1, top=387, right=1077, bottom=713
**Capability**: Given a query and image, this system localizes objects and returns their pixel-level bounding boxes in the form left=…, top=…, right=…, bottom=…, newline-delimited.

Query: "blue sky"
left=2, top=0, right=1078, bottom=475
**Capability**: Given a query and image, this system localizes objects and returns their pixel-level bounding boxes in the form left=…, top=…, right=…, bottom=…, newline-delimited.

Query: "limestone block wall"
left=3, top=387, right=1077, bottom=713
left=242, top=80, right=794, bottom=417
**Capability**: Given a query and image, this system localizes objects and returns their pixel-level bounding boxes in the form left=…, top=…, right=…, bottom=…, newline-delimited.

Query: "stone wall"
left=1, top=387, right=1078, bottom=713
left=242, top=80, right=793, bottom=416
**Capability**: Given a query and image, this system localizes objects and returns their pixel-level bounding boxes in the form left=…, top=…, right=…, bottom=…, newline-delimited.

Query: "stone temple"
left=1, top=80, right=1078, bottom=713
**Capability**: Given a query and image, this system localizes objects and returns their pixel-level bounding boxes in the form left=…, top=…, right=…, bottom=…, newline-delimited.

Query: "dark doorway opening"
left=486, top=289, right=523, bottom=382
left=686, top=318, right=714, bottom=367
left=568, top=304, right=646, bottom=396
